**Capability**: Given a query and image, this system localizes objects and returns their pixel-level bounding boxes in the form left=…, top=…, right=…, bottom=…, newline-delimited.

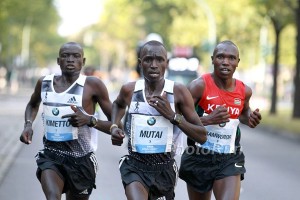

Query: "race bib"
left=131, top=114, right=173, bottom=153
left=197, top=119, right=240, bottom=153
left=43, top=106, right=78, bottom=141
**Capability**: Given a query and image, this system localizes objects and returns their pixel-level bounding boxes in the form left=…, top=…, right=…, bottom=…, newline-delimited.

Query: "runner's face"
left=58, top=44, right=85, bottom=76
left=211, top=43, right=240, bottom=79
left=139, top=44, right=168, bottom=82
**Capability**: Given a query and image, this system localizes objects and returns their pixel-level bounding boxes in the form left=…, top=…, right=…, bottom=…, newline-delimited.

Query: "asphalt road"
left=0, top=91, right=299, bottom=200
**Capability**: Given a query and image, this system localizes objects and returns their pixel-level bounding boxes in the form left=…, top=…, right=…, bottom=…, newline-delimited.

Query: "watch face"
left=92, top=117, right=97, bottom=125
left=89, top=116, right=97, bottom=127
left=174, top=116, right=179, bottom=124
left=174, top=114, right=182, bottom=124
left=171, top=114, right=183, bottom=125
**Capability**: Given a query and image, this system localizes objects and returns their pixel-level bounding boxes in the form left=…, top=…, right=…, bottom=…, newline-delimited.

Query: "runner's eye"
left=142, top=58, right=152, bottom=64
left=229, top=56, right=236, bottom=61
left=216, top=55, right=224, bottom=60
left=61, top=54, right=68, bottom=58
left=156, top=57, right=164, bottom=63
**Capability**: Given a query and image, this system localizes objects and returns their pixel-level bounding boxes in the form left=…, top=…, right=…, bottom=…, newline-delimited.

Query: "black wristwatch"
left=170, top=113, right=183, bottom=125
left=88, top=116, right=97, bottom=127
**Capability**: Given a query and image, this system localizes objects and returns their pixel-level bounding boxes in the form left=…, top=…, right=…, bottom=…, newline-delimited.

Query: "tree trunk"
left=270, top=26, right=281, bottom=115
left=292, top=0, right=300, bottom=118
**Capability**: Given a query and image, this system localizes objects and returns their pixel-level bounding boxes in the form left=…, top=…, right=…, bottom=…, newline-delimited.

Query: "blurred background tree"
left=0, top=0, right=64, bottom=87
left=251, top=0, right=295, bottom=115
left=0, top=0, right=299, bottom=118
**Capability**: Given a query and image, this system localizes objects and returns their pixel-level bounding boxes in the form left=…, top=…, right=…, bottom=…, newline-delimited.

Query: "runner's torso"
left=126, top=79, right=183, bottom=165
left=41, top=74, right=97, bottom=157
left=196, top=73, right=245, bottom=153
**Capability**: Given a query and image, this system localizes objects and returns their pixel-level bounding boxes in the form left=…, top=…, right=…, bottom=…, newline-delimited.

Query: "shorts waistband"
left=125, top=156, right=175, bottom=171
left=44, top=149, right=94, bottom=161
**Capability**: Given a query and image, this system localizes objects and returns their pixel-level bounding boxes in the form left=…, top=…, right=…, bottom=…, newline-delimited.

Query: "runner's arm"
left=175, top=84, right=207, bottom=144
left=239, top=85, right=262, bottom=128
left=111, top=82, right=135, bottom=145
left=20, top=77, right=43, bottom=144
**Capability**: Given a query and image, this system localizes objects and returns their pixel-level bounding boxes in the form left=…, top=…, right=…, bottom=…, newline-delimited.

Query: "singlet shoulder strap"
left=77, top=74, right=86, bottom=86
left=43, top=74, right=55, bottom=81
left=134, top=79, right=144, bottom=92
left=164, top=79, right=174, bottom=93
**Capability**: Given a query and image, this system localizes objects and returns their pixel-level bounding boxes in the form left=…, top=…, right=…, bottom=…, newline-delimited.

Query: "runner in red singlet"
left=179, top=40, right=262, bottom=200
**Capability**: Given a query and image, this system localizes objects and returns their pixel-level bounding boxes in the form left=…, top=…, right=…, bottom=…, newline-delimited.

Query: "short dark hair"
left=218, top=40, right=238, bottom=48
left=213, top=40, right=239, bottom=56
left=59, top=42, right=84, bottom=56
left=139, top=40, right=166, bottom=59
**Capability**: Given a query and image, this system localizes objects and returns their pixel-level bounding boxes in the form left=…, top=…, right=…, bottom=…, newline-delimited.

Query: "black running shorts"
left=179, top=147, right=246, bottom=193
left=35, top=149, right=98, bottom=196
left=119, top=156, right=178, bottom=200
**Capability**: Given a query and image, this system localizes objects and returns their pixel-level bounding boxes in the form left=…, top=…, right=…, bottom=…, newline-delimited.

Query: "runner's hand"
left=61, top=105, right=90, bottom=127
left=206, top=106, right=230, bottom=125
left=248, top=108, right=261, bottom=128
left=149, top=92, right=175, bottom=120
left=111, top=128, right=125, bottom=146
left=20, top=127, right=33, bottom=145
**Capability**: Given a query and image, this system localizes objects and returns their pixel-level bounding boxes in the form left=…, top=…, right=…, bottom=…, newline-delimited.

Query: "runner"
left=19, top=42, right=113, bottom=200
left=110, top=40, right=207, bottom=200
left=179, top=40, right=262, bottom=200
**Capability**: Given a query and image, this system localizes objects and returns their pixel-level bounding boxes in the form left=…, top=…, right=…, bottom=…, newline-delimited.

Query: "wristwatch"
left=170, top=113, right=183, bottom=125
left=88, top=116, right=97, bottom=127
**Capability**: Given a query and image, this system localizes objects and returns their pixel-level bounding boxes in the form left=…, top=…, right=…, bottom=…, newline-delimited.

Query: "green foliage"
left=0, top=0, right=298, bottom=83
left=0, top=0, right=63, bottom=69
left=78, top=0, right=298, bottom=73
left=169, top=15, right=206, bottom=46
left=207, top=0, right=262, bottom=68
left=138, top=0, right=199, bottom=47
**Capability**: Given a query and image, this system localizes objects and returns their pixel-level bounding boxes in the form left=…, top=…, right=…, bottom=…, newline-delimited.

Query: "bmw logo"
left=52, top=108, right=59, bottom=116
left=219, top=122, right=226, bottom=127
left=147, top=117, right=156, bottom=126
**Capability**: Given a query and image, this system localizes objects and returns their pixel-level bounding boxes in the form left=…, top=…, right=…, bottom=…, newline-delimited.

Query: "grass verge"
left=260, top=108, right=300, bottom=136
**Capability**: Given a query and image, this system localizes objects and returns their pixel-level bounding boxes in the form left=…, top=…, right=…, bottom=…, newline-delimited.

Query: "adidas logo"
left=67, top=96, right=78, bottom=104
left=79, top=189, right=89, bottom=194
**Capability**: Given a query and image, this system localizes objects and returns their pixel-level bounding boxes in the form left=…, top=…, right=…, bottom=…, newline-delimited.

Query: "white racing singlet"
left=128, top=79, right=183, bottom=155
left=41, top=74, right=99, bottom=157
left=41, top=74, right=84, bottom=142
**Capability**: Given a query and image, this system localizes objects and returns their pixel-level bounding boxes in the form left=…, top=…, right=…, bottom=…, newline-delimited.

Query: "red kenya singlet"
left=198, top=73, right=245, bottom=119
left=196, top=73, right=246, bottom=153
